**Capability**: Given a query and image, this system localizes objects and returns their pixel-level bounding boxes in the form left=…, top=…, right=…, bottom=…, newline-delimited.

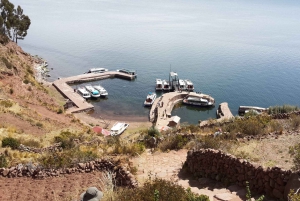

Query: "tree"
left=0, top=0, right=30, bottom=43
left=12, top=5, right=30, bottom=43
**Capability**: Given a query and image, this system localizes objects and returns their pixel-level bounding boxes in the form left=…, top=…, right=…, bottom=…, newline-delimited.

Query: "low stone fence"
left=186, top=149, right=294, bottom=199
left=18, top=143, right=62, bottom=153
left=0, top=159, right=137, bottom=188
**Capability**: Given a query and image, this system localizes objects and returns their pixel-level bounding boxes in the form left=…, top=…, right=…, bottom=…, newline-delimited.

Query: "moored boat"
left=155, top=79, right=163, bottom=91
left=77, top=87, right=91, bottom=99
left=93, top=85, right=108, bottom=97
left=144, top=92, right=157, bottom=107
left=184, top=79, right=194, bottom=91
left=178, top=79, right=186, bottom=91
left=183, top=92, right=215, bottom=107
left=162, top=80, right=171, bottom=91
left=110, top=122, right=129, bottom=136
left=117, top=69, right=137, bottom=77
left=85, top=85, right=101, bottom=98
left=86, top=68, right=108, bottom=74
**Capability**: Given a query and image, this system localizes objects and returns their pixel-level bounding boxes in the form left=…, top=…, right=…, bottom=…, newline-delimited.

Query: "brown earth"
left=0, top=172, right=104, bottom=201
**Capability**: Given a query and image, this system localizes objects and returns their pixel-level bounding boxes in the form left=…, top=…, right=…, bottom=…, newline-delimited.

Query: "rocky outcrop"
left=0, top=159, right=137, bottom=188
left=186, top=148, right=296, bottom=199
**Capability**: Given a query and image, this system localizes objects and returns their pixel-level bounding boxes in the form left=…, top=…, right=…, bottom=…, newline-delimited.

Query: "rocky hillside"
left=0, top=40, right=86, bottom=159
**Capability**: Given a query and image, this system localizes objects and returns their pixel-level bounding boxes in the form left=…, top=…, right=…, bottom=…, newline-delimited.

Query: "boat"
left=178, top=79, right=186, bottom=91
left=144, top=92, right=157, bottom=107
left=117, top=69, right=137, bottom=77
left=183, top=92, right=215, bottom=107
left=85, top=85, right=101, bottom=98
left=86, top=68, right=108, bottom=74
left=110, top=122, right=129, bottom=136
left=77, top=87, right=91, bottom=99
left=162, top=80, right=171, bottom=91
left=155, top=79, right=163, bottom=91
left=184, top=79, right=194, bottom=91
left=93, top=85, right=108, bottom=97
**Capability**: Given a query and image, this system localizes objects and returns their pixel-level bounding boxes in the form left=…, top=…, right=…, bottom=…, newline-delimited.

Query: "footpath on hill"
left=131, top=149, right=250, bottom=201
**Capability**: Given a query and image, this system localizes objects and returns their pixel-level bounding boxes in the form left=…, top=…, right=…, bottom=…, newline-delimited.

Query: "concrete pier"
left=200, top=102, right=234, bottom=127
left=149, top=91, right=189, bottom=129
left=53, top=71, right=135, bottom=113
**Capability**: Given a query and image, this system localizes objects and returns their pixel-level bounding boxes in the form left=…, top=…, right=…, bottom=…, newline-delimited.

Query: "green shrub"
left=36, top=122, right=43, bottom=128
left=158, top=134, right=189, bottom=152
left=57, top=108, right=63, bottom=114
left=54, top=131, right=77, bottom=149
left=114, top=178, right=209, bottom=201
left=26, top=67, right=34, bottom=75
left=39, top=148, right=98, bottom=168
left=288, top=189, right=300, bottom=201
left=23, top=79, right=29, bottom=84
left=290, top=115, right=300, bottom=130
left=2, top=137, right=20, bottom=149
left=1, top=57, right=13, bottom=69
left=148, top=127, right=160, bottom=137
left=289, top=143, right=300, bottom=171
left=0, top=100, right=13, bottom=108
left=111, top=138, right=145, bottom=156
left=9, top=88, right=13, bottom=94
left=268, top=105, right=299, bottom=114
left=0, top=155, right=8, bottom=168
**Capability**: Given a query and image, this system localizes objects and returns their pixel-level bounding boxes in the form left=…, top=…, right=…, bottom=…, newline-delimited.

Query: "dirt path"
left=131, top=149, right=252, bottom=201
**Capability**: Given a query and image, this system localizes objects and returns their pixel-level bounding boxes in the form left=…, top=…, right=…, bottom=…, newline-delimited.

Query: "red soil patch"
left=0, top=172, right=103, bottom=201
left=0, top=113, right=45, bottom=135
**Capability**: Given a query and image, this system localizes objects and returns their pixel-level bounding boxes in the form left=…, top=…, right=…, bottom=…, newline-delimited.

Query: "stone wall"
left=0, top=159, right=137, bottom=188
left=186, top=149, right=293, bottom=199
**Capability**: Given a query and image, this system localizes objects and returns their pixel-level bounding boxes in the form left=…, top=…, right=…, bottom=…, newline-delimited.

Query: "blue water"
left=14, top=0, right=300, bottom=124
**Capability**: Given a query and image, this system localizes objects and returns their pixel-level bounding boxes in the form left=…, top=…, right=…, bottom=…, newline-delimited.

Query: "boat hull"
left=183, top=99, right=214, bottom=107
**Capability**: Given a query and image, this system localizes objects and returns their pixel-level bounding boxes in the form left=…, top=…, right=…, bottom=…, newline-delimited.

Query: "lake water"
left=14, top=0, right=300, bottom=124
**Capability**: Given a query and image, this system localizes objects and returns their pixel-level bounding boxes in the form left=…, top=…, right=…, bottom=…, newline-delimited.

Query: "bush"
left=57, top=108, right=63, bottom=114
left=114, top=178, right=209, bottom=201
left=290, top=115, right=300, bottom=130
left=148, top=127, right=160, bottom=137
left=9, top=88, right=13, bottom=94
left=2, top=137, right=20, bottom=149
left=0, top=100, right=13, bottom=108
left=289, top=143, right=300, bottom=171
left=268, top=105, right=299, bottom=115
left=39, top=148, right=98, bottom=168
left=1, top=57, right=13, bottom=69
left=0, top=155, right=8, bottom=168
left=54, top=131, right=77, bottom=149
left=111, top=138, right=145, bottom=156
left=23, top=79, right=29, bottom=84
left=158, top=134, right=189, bottom=152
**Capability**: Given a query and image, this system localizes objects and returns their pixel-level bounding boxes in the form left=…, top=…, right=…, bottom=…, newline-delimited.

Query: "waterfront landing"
left=53, top=71, right=135, bottom=113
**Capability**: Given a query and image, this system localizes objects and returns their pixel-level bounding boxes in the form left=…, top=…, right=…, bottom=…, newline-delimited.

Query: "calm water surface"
left=14, top=0, right=300, bottom=124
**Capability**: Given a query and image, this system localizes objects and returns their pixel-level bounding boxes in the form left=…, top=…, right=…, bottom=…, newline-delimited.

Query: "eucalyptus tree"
left=0, top=0, right=30, bottom=43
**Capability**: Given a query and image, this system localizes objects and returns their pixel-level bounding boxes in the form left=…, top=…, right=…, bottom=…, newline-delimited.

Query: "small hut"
left=168, top=116, right=180, bottom=127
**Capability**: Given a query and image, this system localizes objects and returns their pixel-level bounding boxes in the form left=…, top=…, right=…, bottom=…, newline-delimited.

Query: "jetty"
left=53, top=71, right=135, bottom=113
left=200, top=102, right=234, bottom=127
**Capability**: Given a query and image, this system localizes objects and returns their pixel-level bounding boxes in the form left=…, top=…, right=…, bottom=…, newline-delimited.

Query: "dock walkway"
left=149, top=91, right=188, bottom=129
left=53, top=71, right=135, bottom=113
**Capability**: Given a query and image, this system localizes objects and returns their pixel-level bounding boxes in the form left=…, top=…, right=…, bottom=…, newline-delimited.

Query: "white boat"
left=183, top=92, right=215, bottom=107
left=77, top=87, right=91, bottom=99
left=110, top=122, right=129, bottom=136
left=184, top=79, right=194, bottom=91
left=178, top=79, right=186, bottom=91
left=162, top=80, right=171, bottom=91
left=93, top=85, right=108, bottom=97
left=117, top=69, right=137, bottom=77
left=86, top=68, right=108, bottom=74
left=85, top=85, right=101, bottom=98
left=144, top=92, right=157, bottom=107
left=155, top=79, right=163, bottom=91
